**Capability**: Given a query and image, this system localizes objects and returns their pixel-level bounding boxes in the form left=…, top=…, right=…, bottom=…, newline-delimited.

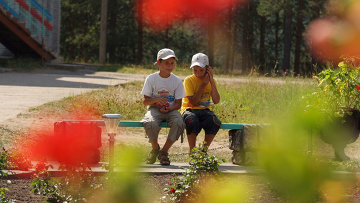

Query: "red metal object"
left=53, top=121, right=102, bottom=165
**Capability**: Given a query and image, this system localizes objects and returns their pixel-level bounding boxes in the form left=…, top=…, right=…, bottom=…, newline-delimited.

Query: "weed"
left=162, top=144, right=224, bottom=202
left=31, top=162, right=103, bottom=202
left=0, top=187, right=14, bottom=203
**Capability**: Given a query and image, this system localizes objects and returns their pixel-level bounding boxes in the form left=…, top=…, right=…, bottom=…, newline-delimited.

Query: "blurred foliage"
left=94, top=145, right=157, bottom=203
left=256, top=101, right=356, bottom=202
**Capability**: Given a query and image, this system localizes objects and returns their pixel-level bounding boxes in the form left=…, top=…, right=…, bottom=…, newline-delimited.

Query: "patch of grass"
left=97, top=63, right=241, bottom=77
left=215, top=79, right=317, bottom=123
left=0, top=58, right=42, bottom=71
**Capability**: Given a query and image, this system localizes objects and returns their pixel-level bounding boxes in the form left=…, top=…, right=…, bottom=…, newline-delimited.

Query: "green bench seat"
left=62, top=120, right=244, bottom=130
left=118, top=121, right=244, bottom=130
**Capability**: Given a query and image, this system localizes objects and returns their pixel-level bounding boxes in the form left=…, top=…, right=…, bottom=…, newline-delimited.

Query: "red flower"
left=356, top=84, right=360, bottom=91
left=170, top=188, right=175, bottom=193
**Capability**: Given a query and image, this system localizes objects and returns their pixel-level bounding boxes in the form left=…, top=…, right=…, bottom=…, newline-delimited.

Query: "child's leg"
left=142, top=107, right=163, bottom=148
left=187, top=133, right=197, bottom=153
left=200, top=110, right=221, bottom=150
left=182, top=109, right=201, bottom=153
left=161, top=139, right=174, bottom=153
left=204, top=134, right=216, bottom=150
left=166, top=110, right=185, bottom=144
left=160, top=110, right=184, bottom=153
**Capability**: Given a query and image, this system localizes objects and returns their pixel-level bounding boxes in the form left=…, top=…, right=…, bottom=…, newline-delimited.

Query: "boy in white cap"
left=180, top=53, right=221, bottom=153
left=141, top=48, right=186, bottom=165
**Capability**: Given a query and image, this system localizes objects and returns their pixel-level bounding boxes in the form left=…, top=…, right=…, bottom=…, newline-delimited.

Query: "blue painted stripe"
left=29, top=0, right=52, bottom=20
left=0, top=0, right=21, bottom=19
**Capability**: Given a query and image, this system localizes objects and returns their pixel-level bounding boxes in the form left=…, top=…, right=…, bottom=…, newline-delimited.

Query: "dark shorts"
left=182, top=109, right=221, bottom=135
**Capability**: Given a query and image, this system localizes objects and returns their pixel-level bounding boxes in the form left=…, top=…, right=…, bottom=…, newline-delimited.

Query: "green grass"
left=0, top=58, right=42, bottom=71
left=97, top=63, right=245, bottom=77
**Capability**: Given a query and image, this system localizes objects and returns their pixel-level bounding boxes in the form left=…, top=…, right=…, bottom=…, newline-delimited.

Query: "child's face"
left=192, top=66, right=207, bottom=78
left=158, top=57, right=176, bottom=75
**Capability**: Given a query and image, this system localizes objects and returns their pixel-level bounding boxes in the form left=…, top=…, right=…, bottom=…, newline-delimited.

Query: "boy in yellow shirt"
left=181, top=53, right=221, bottom=153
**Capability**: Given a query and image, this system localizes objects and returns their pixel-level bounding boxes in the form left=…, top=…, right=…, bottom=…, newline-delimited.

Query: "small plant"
left=0, top=188, right=14, bottom=203
left=328, top=159, right=360, bottom=172
left=162, top=144, right=224, bottom=202
left=30, top=162, right=65, bottom=202
left=31, top=162, right=103, bottom=202
left=315, top=58, right=360, bottom=115
left=0, top=148, right=33, bottom=171
left=0, top=150, right=9, bottom=177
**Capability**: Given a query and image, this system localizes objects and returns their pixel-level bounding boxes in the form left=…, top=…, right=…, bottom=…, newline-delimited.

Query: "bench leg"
left=229, top=129, right=246, bottom=165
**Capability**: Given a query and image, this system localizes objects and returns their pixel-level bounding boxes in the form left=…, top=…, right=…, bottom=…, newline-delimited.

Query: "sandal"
left=158, top=151, right=170, bottom=166
left=146, top=146, right=160, bottom=164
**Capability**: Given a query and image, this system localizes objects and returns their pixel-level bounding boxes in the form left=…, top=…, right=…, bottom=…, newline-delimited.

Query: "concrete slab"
left=0, top=70, right=147, bottom=124
left=4, top=162, right=259, bottom=178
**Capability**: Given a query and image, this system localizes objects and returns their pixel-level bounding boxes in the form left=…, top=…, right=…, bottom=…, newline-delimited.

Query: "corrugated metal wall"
left=0, top=0, right=61, bottom=58
left=31, top=0, right=61, bottom=57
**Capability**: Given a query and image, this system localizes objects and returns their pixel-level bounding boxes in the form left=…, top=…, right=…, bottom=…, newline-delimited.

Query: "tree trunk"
left=294, top=0, right=305, bottom=76
left=309, top=1, right=322, bottom=75
left=282, top=2, right=293, bottom=72
left=207, top=22, right=215, bottom=66
left=108, top=0, right=118, bottom=63
left=137, top=0, right=143, bottom=64
left=275, top=13, right=279, bottom=62
left=99, top=0, right=108, bottom=64
left=259, top=16, right=266, bottom=73
left=247, top=2, right=254, bottom=70
left=241, top=2, right=249, bottom=73
left=225, top=4, right=233, bottom=72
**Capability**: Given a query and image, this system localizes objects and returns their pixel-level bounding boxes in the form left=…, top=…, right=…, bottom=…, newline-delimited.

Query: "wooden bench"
left=57, top=120, right=256, bottom=165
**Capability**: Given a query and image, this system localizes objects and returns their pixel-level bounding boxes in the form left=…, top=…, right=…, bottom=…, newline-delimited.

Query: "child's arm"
left=143, top=95, right=168, bottom=106
left=160, top=98, right=182, bottom=113
left=207, top=67, right=220, bottom=104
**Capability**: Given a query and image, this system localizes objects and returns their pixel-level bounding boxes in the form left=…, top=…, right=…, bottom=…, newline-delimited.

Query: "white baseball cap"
left=190, top=53, right=209, bottom=68
left=155, top=48, right=177, bottom=64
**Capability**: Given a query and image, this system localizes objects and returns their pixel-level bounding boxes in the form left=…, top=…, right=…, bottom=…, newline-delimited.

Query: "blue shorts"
left=182, top=109, right=221, bottom=135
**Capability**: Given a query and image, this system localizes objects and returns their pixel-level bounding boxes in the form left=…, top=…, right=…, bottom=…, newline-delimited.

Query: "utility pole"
left=99, top=0, right=108, bottom=64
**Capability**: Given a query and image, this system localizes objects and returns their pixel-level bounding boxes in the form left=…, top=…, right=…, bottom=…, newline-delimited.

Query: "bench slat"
left=118, top=121, right=243, bottom=129
left=61, top=120, right=244, bottom=130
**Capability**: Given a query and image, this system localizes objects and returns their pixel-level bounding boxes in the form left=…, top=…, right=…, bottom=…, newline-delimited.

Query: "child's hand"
left=202, top=71, right=210, bottom=85
left=207, top=66, right=214, bottom=78
left=160, top=106, right=170, bottom=113
left=154, top=97, right=168, bottom=106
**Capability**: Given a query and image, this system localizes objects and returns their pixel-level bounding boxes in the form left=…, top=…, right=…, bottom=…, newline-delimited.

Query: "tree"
left=99, top=0, right=108, bottom=64
left=282, top=0, right=293, bottom=73
left=294, top=0, right=305, bottom=76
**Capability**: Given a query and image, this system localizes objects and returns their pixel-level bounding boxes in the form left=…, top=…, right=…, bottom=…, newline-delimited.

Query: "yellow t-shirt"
left=180, top=75, right=215, bottom=114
